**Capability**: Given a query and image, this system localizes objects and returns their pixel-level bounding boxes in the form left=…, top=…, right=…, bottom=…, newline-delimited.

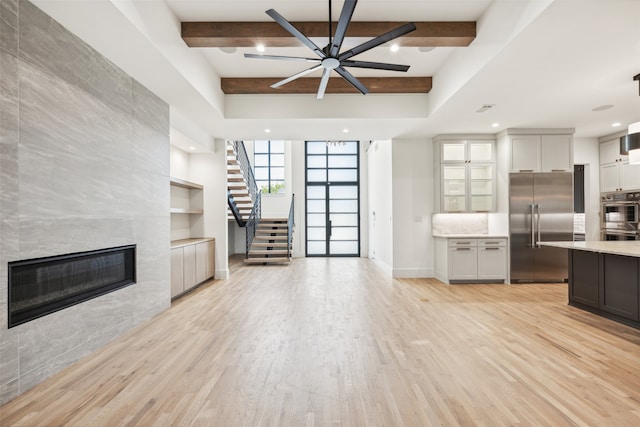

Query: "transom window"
left=254, top=140, right=285, bottom=194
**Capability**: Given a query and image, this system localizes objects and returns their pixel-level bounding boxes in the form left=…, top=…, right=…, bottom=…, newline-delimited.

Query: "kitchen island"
left=540, top=241, right=640, bottom=328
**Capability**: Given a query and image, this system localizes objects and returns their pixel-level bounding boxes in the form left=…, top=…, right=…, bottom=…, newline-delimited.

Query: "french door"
left=305, top=141, right=360, bottom=257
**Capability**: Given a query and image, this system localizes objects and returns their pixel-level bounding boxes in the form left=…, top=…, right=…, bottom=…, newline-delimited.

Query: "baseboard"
left=215, top=268, right=229, bottom=280
left=369, top=257, right=392, bottom=276
left=392, top=268, right=434, bottom=279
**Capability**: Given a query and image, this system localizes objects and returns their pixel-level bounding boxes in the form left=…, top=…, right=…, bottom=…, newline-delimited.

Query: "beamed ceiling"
left=181, top=21, right=475, bottom=94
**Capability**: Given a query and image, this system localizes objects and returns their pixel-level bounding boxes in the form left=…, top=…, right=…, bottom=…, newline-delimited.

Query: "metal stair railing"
left=287, top=194, right=295, bottom=260
left=246, top=192, right=261, bottom=259
left=227, top=140, right=260, bottom=228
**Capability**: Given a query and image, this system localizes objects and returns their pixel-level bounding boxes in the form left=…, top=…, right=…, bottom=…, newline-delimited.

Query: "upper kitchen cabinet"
left=506, top=129, right=574, bottom=173
left=599, top=135, right=640, bottom=192
left=435, top=137, right=496, bottom=213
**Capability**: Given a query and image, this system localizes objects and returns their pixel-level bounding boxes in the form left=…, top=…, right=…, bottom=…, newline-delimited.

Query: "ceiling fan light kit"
left=244, top=0, right=416, bottom=99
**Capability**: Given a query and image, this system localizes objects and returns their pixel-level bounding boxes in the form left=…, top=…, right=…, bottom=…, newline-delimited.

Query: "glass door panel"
left=305, top=142, right=360, bottom=257
left=441, top=142, right=466, bottom=162
left=468, top=141, right=493, bottom=162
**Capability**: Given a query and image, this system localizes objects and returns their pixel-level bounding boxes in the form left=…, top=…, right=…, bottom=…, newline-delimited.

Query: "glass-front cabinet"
left=439, top=139, right=496, bottom=213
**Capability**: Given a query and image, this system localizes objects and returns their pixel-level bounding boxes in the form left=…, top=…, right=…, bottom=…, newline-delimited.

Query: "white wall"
left=573, top=137, right=600, bottom=241
left=367, top=140, right=393, bottom=273
left=391, top=139, right=434, bottom=278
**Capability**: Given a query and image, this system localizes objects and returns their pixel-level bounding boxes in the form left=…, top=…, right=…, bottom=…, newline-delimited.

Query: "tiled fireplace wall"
left=0, top=0, right=170, bottom=404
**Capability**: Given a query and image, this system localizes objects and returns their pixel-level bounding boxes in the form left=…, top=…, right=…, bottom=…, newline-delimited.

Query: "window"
left=254, top=140, right=285, bottom=194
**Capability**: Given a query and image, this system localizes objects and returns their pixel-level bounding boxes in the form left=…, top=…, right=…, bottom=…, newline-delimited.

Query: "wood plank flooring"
left=2, top=256, right=640, bottom=426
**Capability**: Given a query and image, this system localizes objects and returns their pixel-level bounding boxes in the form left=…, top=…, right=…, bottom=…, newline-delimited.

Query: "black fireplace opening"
left=8, top=245, right=136, bottom=328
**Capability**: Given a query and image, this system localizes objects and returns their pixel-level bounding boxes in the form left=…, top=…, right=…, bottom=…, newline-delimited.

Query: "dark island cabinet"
left=569, top=249, right=640, bottom=327
left=599, top=254, right=639, bottom=321
left=569, top=250, right=599, bottom=308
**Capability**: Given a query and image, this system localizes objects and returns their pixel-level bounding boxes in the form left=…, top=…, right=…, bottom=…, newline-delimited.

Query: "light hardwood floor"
left=2, top=256, right=640, bottom=426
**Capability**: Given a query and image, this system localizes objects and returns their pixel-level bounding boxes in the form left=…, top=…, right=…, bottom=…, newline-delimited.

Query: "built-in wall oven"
left=600, top=191, right=640, bottom=240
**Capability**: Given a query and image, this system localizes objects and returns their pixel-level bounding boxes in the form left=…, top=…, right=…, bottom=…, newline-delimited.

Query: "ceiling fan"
left=244, top=0, right=416, bottom=99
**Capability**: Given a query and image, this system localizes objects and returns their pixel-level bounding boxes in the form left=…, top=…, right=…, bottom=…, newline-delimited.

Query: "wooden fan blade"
left=330, top=0, right=358, bottom=57
left=244, top=54, right=321, bottom=62
left=334, top=66, right=368, bottom=95
left=317, top=68, right=332, bottom=99
left=266, top=9, right=326, bottom=58
left=271, top=64, right=323, bottom=88
left=340, top=60, right=410, bottom=72
left=339, top=22, right=416, bottom=61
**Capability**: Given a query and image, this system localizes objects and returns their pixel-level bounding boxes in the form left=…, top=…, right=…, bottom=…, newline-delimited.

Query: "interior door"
left=305, top=141, right=360, bottom=257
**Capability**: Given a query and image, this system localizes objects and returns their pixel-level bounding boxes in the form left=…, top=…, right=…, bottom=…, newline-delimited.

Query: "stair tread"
left=244, top=257, right=290, bottom=264
left=251, top=243, right=289, bottom=247
left=249, top=249, right=289, bottom=255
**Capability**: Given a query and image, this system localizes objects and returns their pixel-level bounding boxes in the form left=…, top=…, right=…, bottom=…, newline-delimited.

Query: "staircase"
left=227, top=141, right=294, bottom=265
left=227, top=143, right=253, bottom=223
left=245, top=218, right=291, bottom=264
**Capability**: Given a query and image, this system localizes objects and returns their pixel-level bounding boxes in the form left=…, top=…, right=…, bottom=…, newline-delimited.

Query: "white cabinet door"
left=541, top=135, right=573, bottom=172
left=442, top=165, right=467, bottom=212
left=195, top=242, right=208, bottom=284
left=511, top=135, right=541, bottom=172
left=477, top=247, right=506, bottom=280
left=448, top=247, right=478, bottom=280
left=600, top=163, right=620, bottom=192
left=206, top=240, right=215, bottom=279
left=170, top=247, right=184, bottom=297
left=600, top=139, right=626, bottom=165
left=468, top=140, right=494, bottom=163
left=620, top=161, right=640, bottom=191
left=441, top=140, right=467, bottom=163
left=183, top=244, right=197, bottom=291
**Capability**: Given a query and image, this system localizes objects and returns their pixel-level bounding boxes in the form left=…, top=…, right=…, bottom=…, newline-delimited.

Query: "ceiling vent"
left=476, top=104, right=495, bottom=113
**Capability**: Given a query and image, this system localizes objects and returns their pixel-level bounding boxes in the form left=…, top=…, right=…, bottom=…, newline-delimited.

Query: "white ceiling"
left=33, top=0, right=640, bottom=151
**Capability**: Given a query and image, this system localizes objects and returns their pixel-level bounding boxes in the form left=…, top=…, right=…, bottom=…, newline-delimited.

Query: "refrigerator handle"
left=530, top=204, right=536, bottom=248
left=536, top=204, right=541, bottom=248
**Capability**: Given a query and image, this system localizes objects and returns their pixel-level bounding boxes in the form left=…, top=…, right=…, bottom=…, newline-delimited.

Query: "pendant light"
left=620, top=122, right=640, bottom=164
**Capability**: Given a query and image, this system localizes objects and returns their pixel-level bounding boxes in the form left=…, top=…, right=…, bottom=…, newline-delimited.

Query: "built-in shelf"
left=170, top=177, right=203, bottom=190
left=170, top=208, right=204, bottom=214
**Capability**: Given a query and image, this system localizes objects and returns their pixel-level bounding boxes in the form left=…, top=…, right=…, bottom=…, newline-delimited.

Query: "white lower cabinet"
left=171, top=238, right=215, bottom=298
left=435, top=237, right=507, bottom=284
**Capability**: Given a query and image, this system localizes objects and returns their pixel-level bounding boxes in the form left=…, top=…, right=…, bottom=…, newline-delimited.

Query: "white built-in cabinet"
left=170, top=238, right=215, bottom=298
left=169, top=177, right=215, bottom=299
left=599, top=137, right=640, bottom=192
left=510, top=134, right=573, bottom=172
left=434, top=237, right=507, bottom=284
left=436, top=138, right=496, bottom=212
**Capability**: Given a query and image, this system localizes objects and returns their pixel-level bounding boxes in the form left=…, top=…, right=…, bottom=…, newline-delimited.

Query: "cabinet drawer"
left=478, top=238, right=506, bottom=247
left=448, top=239, right=478, bottom=248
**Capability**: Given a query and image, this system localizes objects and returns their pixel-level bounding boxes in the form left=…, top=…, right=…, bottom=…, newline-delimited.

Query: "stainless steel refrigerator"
left=509, top=173, right=573, bottom=282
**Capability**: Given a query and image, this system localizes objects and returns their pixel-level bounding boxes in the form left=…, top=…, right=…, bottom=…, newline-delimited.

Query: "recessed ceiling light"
left=264, top=128, right=271, bottom=133
left=342, top=128, right=349, bottom=133
left=612, top=122, right=622, bottom=127
left=418, top=46, right=435, bottom=53
left=390, top=44, right=399, bottom=53
left=256, top=44, right=265, bottom=53
left=491, top=122, right=500, bottom=128
left=592, top=104, right=614, bottom=112
left=219, top=47, right=237, bottom=54
left=189, top=146, right=196, bottom=150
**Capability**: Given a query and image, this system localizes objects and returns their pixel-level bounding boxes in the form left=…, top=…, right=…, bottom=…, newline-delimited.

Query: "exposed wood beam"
left=182, top=21, right=475, bottom=48
left=221, top=77, right=432, bottom=94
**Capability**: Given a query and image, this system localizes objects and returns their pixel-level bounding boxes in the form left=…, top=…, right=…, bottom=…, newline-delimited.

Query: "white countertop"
left=539, top=241, right=640, bottom=258
left=433, top=234, right=508, bottom=239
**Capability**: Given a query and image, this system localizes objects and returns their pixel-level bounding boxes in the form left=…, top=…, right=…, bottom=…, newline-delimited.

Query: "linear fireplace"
left=8, top=245, right=136, bottom=328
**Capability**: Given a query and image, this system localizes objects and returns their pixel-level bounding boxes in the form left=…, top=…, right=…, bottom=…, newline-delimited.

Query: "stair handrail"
left=287, top=194, right=295, bottom=260
left=233, top=141, right=259, bottom=205
left=246, top=191, right=261, bottom=258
